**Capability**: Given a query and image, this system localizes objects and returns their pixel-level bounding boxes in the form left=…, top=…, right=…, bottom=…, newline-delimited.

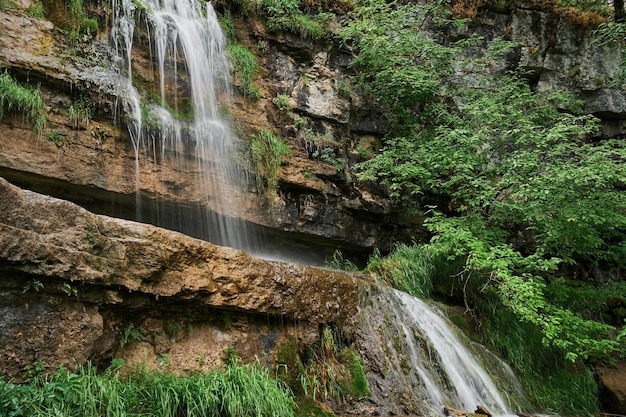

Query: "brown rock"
left=597, top=362, right=626, bottom=414
left=0, top=177, right=374, bottom=379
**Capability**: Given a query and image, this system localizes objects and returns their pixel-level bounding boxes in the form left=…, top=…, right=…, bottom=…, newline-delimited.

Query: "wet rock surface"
left=0, top=177, right=369, bottom=381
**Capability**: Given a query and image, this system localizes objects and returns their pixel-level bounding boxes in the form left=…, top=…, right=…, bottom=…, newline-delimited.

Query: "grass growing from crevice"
left=325, top=249, right=359, bottom=272
left=0, top=70, right=47, bottom=133
left=366, top=243, right=460, bottom=299
left=227, top=43, right=261, bottom=100
left=249, top=129, right=291, bottom=206
left=0, top=356, right=296, bottom=417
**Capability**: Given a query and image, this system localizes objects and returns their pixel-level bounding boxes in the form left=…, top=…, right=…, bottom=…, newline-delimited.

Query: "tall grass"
left=0, top=70, right=47, bottom=133
left=250, top=129, right=291, bottom=204
left=480, top=297, right=599, bottom=415
left=366, top=243, right=459, bottom=298
left=0, top=360, right=296, bottom=417
left=227, top=44, right=261, bottom=100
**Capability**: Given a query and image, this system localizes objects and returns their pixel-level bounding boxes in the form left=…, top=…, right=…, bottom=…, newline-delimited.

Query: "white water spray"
left=110, top=0, right=255, bottom=250
left=394, top=290, right=518, bottom=415
left=359, top=288, right=524, bottom=416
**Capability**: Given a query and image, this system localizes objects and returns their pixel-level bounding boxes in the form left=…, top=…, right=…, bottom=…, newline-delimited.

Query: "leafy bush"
left=0, top=70, right=47, bottom=133
left=347, top=0, right=626, bottom=366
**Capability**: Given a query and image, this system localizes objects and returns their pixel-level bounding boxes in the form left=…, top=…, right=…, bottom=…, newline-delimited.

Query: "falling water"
left=109, top=0, right=256, bottom=251
left=357, top=288, right=525, bottom=416
left=394, top=290, right=518, bottom=414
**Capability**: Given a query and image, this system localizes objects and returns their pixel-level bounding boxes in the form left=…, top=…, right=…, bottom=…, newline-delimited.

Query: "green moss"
left=295, top=396, right=337, bottom=417
left=276, top=335, right=303, bottom=394
left=339, top=348, right=370, bottom=398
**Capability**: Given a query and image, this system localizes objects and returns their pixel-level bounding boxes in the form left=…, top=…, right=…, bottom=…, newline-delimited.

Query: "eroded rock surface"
left=0, top=177, right=370, bottom=381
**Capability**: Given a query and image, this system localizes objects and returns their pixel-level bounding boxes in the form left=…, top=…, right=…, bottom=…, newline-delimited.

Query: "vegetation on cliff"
left=334, top=0, right=626, bottom=413
left=0, top=71, right=46, bottom=133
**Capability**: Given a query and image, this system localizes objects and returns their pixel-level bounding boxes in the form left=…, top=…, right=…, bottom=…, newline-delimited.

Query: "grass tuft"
left=0, top=70, right=47, bottom=133
left=227, top=44, right=261, bottom=100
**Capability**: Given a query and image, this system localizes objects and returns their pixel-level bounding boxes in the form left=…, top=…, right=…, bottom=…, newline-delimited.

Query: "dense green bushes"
left=338, top=0, right=626, bottom=413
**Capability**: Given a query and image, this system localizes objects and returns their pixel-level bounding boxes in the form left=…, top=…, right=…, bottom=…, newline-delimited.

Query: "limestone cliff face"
left=0, top=2, right=623, bottom=257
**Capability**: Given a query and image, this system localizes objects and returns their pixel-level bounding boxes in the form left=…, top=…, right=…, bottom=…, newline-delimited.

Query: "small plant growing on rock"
left=272, top=94, right=293, bottom=112
left=119, top=323, right=142, bottom=348
left=47, top=131, right=67, bottom=145
left=227, top=43, right=261, bottom=100
left=68, top=92, right=94, bottom=128
left=22, top=279, right=43, bottom=293
left=249, top=129, right=291, bottom=206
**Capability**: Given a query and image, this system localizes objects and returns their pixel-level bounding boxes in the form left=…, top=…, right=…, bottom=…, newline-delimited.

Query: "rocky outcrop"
left=0, top=177, right=371, bottom=381
left=597, top=362, right=626, bottom=415
left=467, top=4, right=626, bottom=136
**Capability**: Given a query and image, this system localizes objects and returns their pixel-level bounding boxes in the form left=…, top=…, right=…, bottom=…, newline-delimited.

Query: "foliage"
left=230, top=0, right=334, bottom=39
left=325, top=249, right=359, bottom=272
left=0, top=70, right=47, bottom=133
left=0, top=358, right=296, bottom=417
left=272, top=94, right=293, bottom=112
left=68, top=92, right=94, bottom=127
left=119, top=323, right=143, bottom=348
left=47, top=131, right=66, bottom=144
left=27, top=1, right=44, bottom=18
left=481, top=299, right=599, bottom=414
left=338, top=0, right=458, bottom=133
left=227, top=43, right=261, bottom=100
left=249, top=129, right=291, bottom=205
left=348, top=0, right=626, bottom=365
left=65, top=0, right=98, bottom=39
left=275, top=327, right=369, bottom=405
left=366, top=243, right=460, bottom=299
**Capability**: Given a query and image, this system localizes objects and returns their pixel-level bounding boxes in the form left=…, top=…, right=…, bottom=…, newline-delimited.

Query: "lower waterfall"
left=355, top=288, right=525, bottom=417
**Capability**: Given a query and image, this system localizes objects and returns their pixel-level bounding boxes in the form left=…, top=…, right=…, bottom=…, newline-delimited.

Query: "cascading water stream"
left=394, top=290, right=517, bottom=415
left=109, top=0, right=257, bottom=252
left=357, top=288, right=525, bottom=417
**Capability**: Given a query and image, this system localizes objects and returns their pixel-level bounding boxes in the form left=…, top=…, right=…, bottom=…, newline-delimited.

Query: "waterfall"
left=109, top=0, right=257, bottom=252
left=357, top=288, right=525, bottom=417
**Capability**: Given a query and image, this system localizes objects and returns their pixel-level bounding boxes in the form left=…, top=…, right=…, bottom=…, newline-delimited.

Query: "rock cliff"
left=1, top=0, right=625, bottom=414
left=0, top=176, right=365, bottom=381
left=0, top=1, right=624, bottom=259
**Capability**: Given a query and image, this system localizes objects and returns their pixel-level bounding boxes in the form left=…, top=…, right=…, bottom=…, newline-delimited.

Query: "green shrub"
left=0, top=70, right=47, bottom=133
left=272, top=94, right=292, bottom=112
